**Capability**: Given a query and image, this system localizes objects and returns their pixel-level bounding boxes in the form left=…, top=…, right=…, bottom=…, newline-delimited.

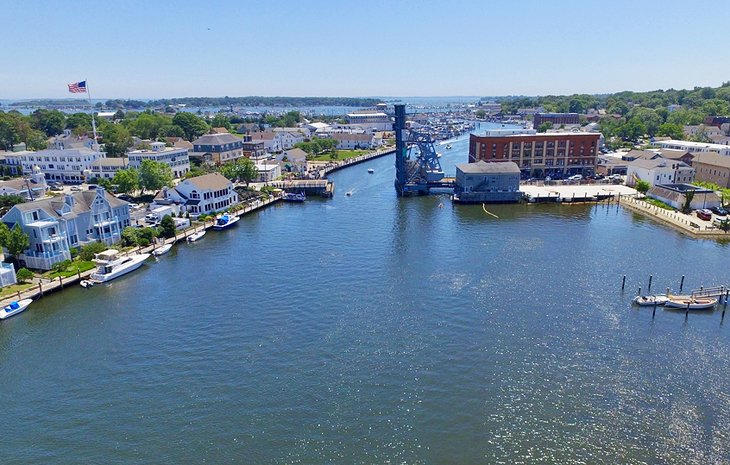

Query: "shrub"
left=16, top=268, right=34, bottom=283
left=78, top=242, right=107, bottom=261
left=51, top=259, right=72, bottom=273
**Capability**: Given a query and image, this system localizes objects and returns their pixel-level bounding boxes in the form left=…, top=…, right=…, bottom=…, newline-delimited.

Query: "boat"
left=368, top=168, right=374, bottom=174
left=632, top=294, right=669, bottom=306
left=187, top=230, right=206, bottom=242
left=446, top=144, right=452, bottom=149
left=80, top=280, right=94, bottom=288
left=282, top=192, right=306, bottom=202
left=664, top=296, right=718, bottom=310
left=345, top=190, right=353, bottom=196
left=211, top=214, right=240, bottom=230
left=0, top=299, right=33, bottom=320
left=89, top=249, right=150, bottom=283
left=152, top=243, right=173, bottom=256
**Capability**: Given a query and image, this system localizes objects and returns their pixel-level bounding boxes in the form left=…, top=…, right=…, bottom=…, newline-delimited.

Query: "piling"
left=59, top=276, right=63, bottom=289
left=648, top=275, right=653, bottom=293
left=638, top=287, right=642, bottom=297
left=16, top=291, right=21, bottom=300
left=652, top=302, right=657, bottom=318
left=38, top=282, right=43, bottom=297
left=686, top=301, right=691, bottom=317
left=77, top=269, right=81, bottom=279
left=621, top=275, right=626, bottom=291
left=680, top=275, right=685, bottom=291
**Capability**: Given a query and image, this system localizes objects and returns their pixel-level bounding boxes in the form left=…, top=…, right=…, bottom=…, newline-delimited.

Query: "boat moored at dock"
left=282, top=192, right=306, bottom=202
left=90, top=250, right=151, bottom=283
left=0, top=299, right=33, bottom=320
left=633, top=294, right=669, bottom=306
left=212, top=214, right=240, bottom=230
left=187, top=230, right=206, bottom=242
left=664, top=296, right=718, bottom=310
left=152, top=243, right=173, bottom=256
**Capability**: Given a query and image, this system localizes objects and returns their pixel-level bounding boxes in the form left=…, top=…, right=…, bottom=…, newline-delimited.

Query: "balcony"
left=22, top=249, right=71, bottom=271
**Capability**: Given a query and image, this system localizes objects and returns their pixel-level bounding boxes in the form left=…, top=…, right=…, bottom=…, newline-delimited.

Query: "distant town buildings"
left=345, top=110, right=392, bottom=131
left=469, top=132, right=601, bottom=178
left=127, top=141, right=190, bottom=178
left=692, top=152, right=730, bottom=188
left=533, top=113, right=580, bottom=128
left=191, top=133, right=244, bottom=165
left=18, top=148, right=105, bottom=183
left=657, top=140, right=730, bottom=157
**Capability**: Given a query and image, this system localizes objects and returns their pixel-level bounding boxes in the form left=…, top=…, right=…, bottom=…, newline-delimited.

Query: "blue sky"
left=3, top=0, right=729, bottom=99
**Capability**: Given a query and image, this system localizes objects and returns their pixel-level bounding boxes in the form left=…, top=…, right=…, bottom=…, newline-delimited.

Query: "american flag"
left=67, top=81, right=87, bottom=93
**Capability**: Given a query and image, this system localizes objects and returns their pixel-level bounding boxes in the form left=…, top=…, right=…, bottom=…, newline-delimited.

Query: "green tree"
left=159, top=215, right=176, bottom=238
left=113, top=168, right=140, bottom=194
left=2, top=224, right=30, bottom=259
left=211, top=114, right=231, bottom=130
left=0, top=117, right=19, bottom=150
left=30, top=109, right=66, bottom=136
left=172, top=112, right=209, bottom=141
left=25, top=129, right=48, bottom=150
left=101, top=124, right=132, bottom=157
left=16, top=267, right=34, bottom=283
left=0, top=194, right=27, bottom=215
left=159, top=124, right=185, bottom=138
left=218, top=157, right=258, bottom=185
left=635, top=179, right=650, bottom=195
left=78, top=241, right=107, bottom=261
left=537, top=122, right=552, bottom=133
left=682, top=190, right=695, bottom=214
left=475, top=109, right=486, bottom=119
left=656, top=123, right=684, bottom=140
left=138, top=160, right=173, bottom=192
left=66, top=112, right=93, bottom=134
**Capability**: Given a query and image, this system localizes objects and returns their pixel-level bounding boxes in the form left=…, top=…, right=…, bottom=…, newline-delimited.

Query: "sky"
left=3, top=0, right=730, bottom=100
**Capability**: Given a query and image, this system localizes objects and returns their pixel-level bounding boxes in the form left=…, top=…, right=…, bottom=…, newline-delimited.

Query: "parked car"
left=696, top=209, right=712, bottom=221
left=710, top=206, right=728, bottom=216
left=69, top=186, right=83, bottom=191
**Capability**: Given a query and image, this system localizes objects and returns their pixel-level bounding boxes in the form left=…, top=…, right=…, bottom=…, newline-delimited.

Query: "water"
left=2, top=128, right=730, bottom=464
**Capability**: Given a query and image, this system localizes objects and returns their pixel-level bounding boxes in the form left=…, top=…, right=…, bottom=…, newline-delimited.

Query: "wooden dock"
left=691, top=286, right=730, bottom=299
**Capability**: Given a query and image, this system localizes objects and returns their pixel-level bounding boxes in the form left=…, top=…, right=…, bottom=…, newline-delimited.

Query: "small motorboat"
left=80, top=280, right=95, bottom=288
left=446, top=144, right=452, bottom=149
left=282, top=192, right=306, bottom=202
left=345, top=191, right=353, bottom=196
left=0, top=299, right=33, bottom=320
left=664, top=296, right=718, bottom=310
left=187, top=230, right=206, bottom=242
left=633, top=294, right=669, bottom=306
left=152, top=243, right=173, bottom=256
left=212, top=213, right=240, bottom=230
left=367, top=168, right=374, bottom=174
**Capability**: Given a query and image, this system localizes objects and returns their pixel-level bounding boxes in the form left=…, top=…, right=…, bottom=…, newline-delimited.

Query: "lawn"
left=0, top=282, right=36, bottom=299
left=308, top=150, right=370, bottom=162
left=644, top=198, right=675, bottom=211
left=47, top=261, right=96, bottom=279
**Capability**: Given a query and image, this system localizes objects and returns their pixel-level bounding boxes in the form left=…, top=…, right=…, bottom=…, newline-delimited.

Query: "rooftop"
left=183, top=173, right=232, bottom=191
left=456, top=161, right=521, bottom=174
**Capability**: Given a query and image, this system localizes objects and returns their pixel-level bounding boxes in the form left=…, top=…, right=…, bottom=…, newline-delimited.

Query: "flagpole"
left=85, top=79, right=99, bottom=152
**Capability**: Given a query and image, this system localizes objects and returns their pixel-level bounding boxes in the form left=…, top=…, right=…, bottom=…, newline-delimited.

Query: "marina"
left=2, top=130, right=730, bottom=464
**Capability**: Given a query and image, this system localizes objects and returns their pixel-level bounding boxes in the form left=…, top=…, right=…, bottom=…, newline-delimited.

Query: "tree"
left=172, top=112, right=209, bottom=141
left=3, top=224, right=30, bottom=260
left=30, top=109, right=66, bottom=136
left=0, top=194, right=26, bottom=215
left=682, top=190, right=695, bottom=214
left=66, top=112, right=93, bottom=135
left=656, top=123, right=684, bottom=140
left=537, top=122, right=552, bottom=133
left=211, top=114, right=231, bottom=130
left=101, top=124, right=132, bottom=157
left=717, top=218, right=730, bottom=233
left=25, top=129, right=48, bottom=150
left=113, top=168, right=140, bottom=194
left=474, top=109, right=486, bottom=119
left=78, top=241, right=107, bottom=261
left=159, top=215, right=176, bottom=238
left=218, top=157, right=258, bottom=185
left=635, top=179, right=650, bottom=195
left=138, top=160, right=173, bottom=192
left=0, top=117, right=19, bottom=150
left=16, top=268, right=34, bottom=283
left=159, top=124, right=185, bottom=138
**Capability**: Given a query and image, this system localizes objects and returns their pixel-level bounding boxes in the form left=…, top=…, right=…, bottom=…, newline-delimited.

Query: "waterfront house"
left=1, top=187, right=131, bottom=270
left=331, top=133, right=375, bottom=150
left=242, top=138, right=267, bottom=160
left=191, top=133, right=244, bottom=165
left=0, top=166, right=48, bottom=200
left=251, top=132, right=283, bottom=153
left=275, top=148, right=308, bottom=173
left=17, top=148, right=105, bottom=184
left=626, top=158, right=694, bottom=187
left=153, top=173, right=238, bottom=217
left=647, top=184, right=720, bottom=211
left=255, top=162, right=281, bottom=183
left=128, top=141, right=190, bottom=178
left=453, top=161, right=522, bottom=203
left=88, top=157, right=127, bottom=180
left=692, top=152, right=730, bottom=188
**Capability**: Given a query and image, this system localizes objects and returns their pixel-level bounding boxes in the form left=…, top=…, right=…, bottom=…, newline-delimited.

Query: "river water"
left=2, top=127, right=730, bottom=464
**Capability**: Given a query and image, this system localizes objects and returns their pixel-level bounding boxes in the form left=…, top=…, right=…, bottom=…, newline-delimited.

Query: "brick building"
left=469, top=132, right=601, bottom=178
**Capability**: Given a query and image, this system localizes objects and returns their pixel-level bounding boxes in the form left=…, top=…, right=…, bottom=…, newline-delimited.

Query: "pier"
left=0, top=194, right=282, bottom=307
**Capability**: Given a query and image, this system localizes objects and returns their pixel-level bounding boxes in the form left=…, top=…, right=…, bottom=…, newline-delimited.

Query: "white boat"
left=90, top=249, right=151, bottom=283
left=664, top=296, right=718, bottom=310
left=367, top=168, right=375, bottom=174
left=0, top=298, right=33, bottom=320
left=212, top=214, right=240, bottom=230
left=152, top=243, right=173, bottom=256
left=187, top=230, right=206, bottom=242
left=446, top=144, right=452, bottom=149
left=633, top=294, right=669, bottom=306
left=80, top=280, right=94, bottom=288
